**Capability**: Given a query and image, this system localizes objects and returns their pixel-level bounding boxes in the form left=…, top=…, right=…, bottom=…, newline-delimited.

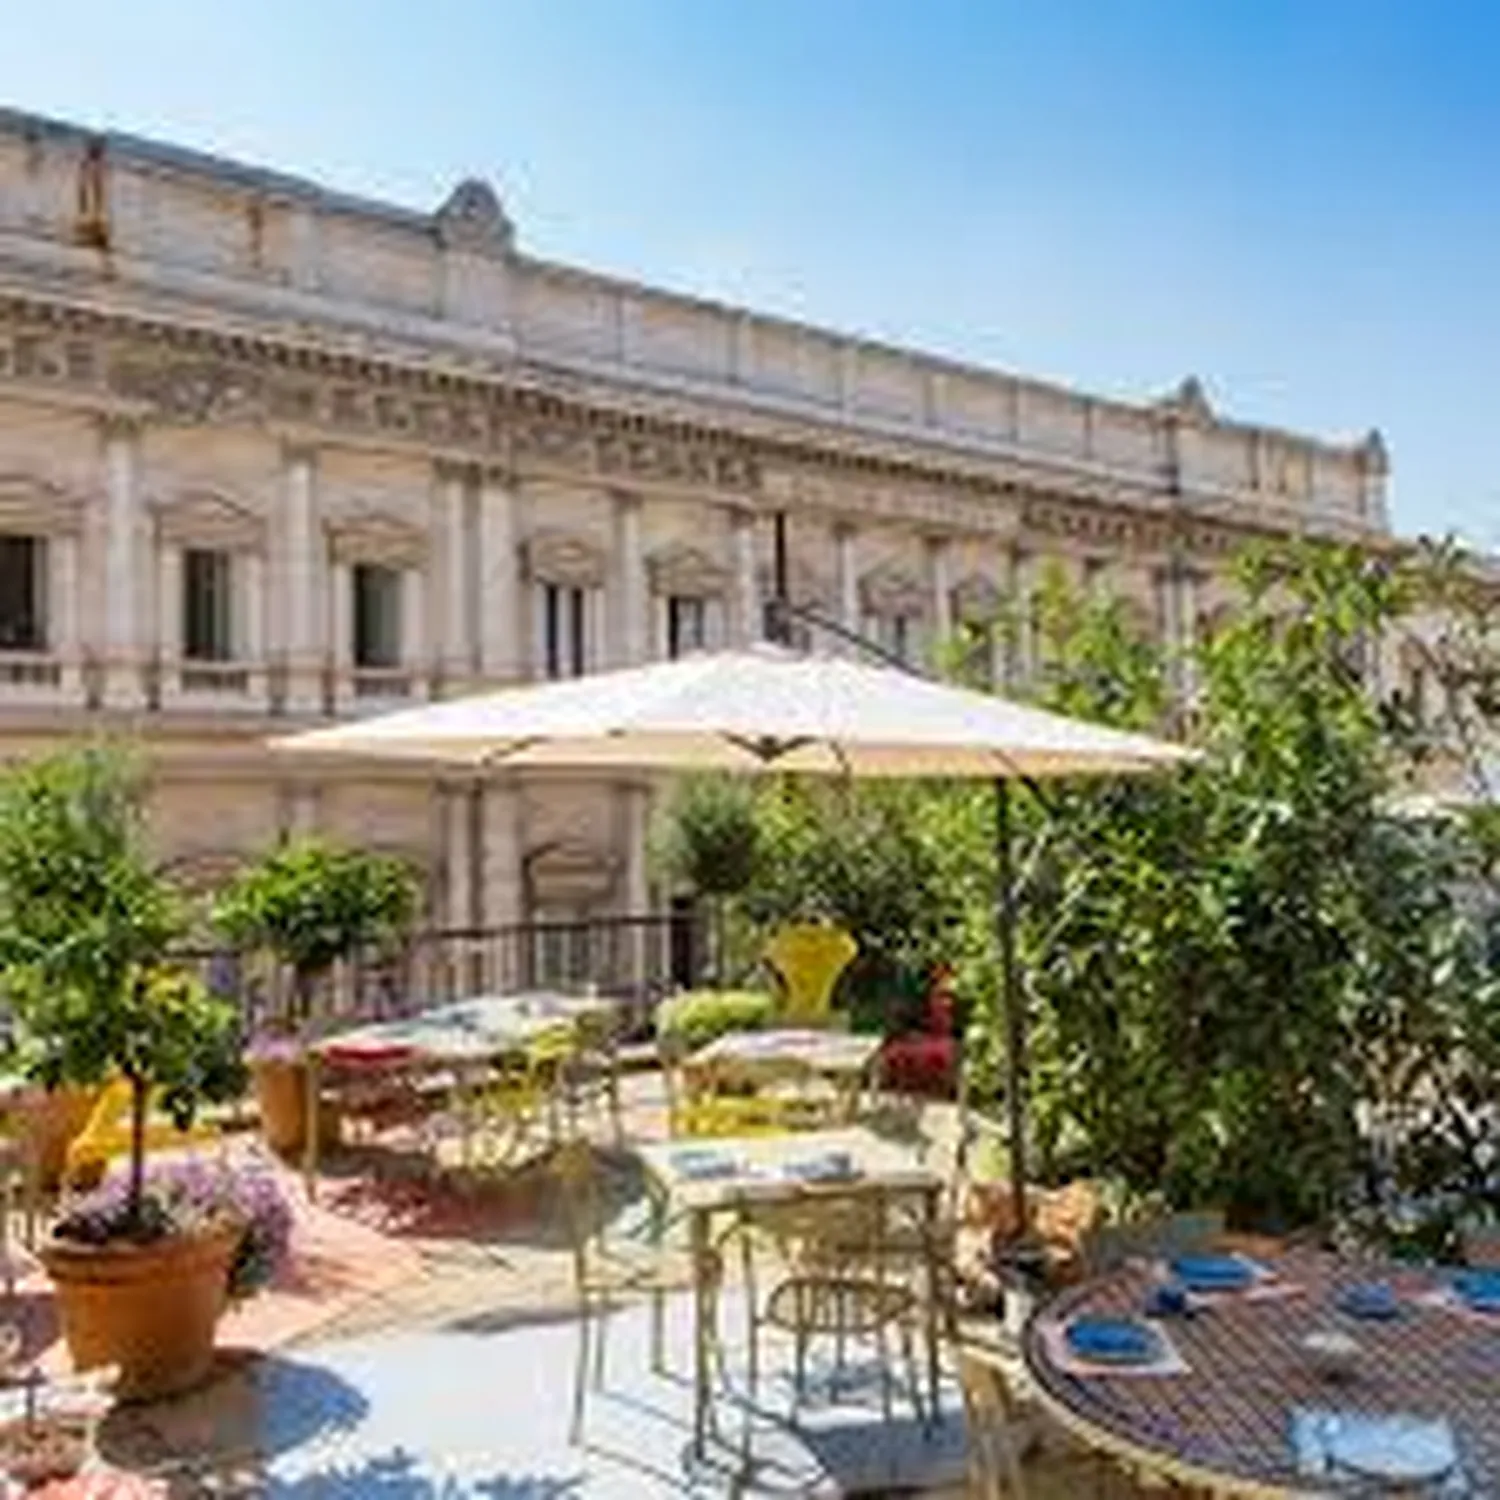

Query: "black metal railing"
left=176, top=910, right=702, bottom=1040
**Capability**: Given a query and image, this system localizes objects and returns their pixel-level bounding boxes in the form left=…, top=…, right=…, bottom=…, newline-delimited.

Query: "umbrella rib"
left=721, top=733, right=817, bottom=765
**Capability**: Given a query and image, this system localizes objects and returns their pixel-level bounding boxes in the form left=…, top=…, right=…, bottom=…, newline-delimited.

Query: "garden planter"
left=40, top=1226, right=239, bottom=1402
left=251, top=1058, right=340, bottom=1161
left=19, top=1086, right=99, bottom=1193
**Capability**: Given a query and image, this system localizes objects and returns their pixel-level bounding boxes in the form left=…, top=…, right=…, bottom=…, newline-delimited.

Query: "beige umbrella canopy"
left=272, top=642, right=1196, bottom=1235
left=270, top=643, right=1197, bottom=779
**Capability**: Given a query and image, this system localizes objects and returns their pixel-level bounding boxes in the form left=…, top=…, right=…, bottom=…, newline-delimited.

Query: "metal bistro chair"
left=553, top=1138, right=727, bottom=1444
left=956, top=1345, right=1031, bottom=1500
left=763, top=924, right=858, bottom=1030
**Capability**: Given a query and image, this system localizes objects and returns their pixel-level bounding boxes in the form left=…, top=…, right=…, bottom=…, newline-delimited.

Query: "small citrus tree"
left=0, top=749, right=242, bottom=1230
left=213, top=837, right=418, bottom=1024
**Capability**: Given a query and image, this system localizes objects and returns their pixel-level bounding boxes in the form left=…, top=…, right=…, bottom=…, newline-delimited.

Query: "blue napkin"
left=669, top=1149, right=738, bottom=1181
left=1337, top=1281, right=1402, bottom=1320
left=1289, top=1409, right=1467, bottom=1494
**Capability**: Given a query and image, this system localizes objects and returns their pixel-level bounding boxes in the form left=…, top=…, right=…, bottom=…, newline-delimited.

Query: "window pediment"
left=153, top=488, right=266, bottom=551
left=327, top=510, right=429, bottom=569
left=951, top=572, right=1001, bottom=623
left=525, top=839, right=619, bottom=905
left=648, top=542, right=729, bottom=598
left=525, top=529, right=607, bottom=589
left=0, top=474, right=85, bottom=536
left=860, top=560, right=928, bottom=620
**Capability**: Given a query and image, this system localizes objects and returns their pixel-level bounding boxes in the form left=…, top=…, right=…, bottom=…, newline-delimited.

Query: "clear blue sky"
left=0, top=0, right=1494, bottom=545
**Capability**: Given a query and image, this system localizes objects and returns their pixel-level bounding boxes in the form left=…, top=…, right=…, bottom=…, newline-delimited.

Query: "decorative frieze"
left=646, top=541, right=729, bottom=598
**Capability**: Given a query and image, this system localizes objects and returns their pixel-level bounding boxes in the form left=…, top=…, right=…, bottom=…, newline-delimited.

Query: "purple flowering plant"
left=56, top=1154, right=294, bottom=1301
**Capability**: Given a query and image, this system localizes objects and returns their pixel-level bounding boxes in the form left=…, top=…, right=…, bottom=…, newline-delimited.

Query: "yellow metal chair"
left=63, top=1078, right=221, bottom=1191
left=663, top=1055, right=839, bottom=1140
left=763, top=923, right=858, bottom=1028
left=463, top=1021, right=581, bottom=1171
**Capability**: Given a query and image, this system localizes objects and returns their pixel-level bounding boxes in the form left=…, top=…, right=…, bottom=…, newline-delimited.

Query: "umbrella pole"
left=994, top=776, right=1030, bottom=1237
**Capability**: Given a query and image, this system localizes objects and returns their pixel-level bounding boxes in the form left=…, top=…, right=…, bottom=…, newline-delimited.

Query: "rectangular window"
left=353, top=563, right=403, bottom=669
left=541, top=583, right=588, bottom=679
left=866, top=611, right=915, bottom=666
left=182, top=548, right=234, bottom=662
left=666, top=595, right=708, bottom=659
left=0, top=535, right=46, bottom=652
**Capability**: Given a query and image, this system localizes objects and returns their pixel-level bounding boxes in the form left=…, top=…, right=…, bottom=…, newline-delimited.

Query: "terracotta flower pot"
left=250, top=1058, right=339, bottom=1162
left=40, top=1226, right=239, bottom=1402
left=19, top=1087, right=100, bottom=1194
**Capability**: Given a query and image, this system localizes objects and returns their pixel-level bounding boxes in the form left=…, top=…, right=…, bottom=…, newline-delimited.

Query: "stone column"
left=927, top=536, right=953, bottom=668
left=438, top=464, right=471, bottom=691
left=241, top=552, right=265, bottom=665
left=835, top=525, right=860, bottom=652
left=730, top=510, right=760, bottom=647
left=101, top=418, right=145, bottom=709
left=480, top=779, right=524, bottom=988
left=404, top=566, right=427, bottom=689
left=478, top=473, right=520, bottom=681
left=156, top=543, right=181, bottom=671
left=51, top=533, right=82, bottom=695
left=282, top=446, right=323, bottom=714
left=611, top=492, right=647, bottom=668
left=445, top=783, right=476, bottom=930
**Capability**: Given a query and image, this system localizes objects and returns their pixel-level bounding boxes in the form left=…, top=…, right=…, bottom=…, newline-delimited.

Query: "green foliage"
left=655, top=989, right=775, bottom=1051
left=0, top=748, right=245, bottom=1228
left=650, top=777, right=761, bottom=899
left=213, top=837, right=418, bottom=988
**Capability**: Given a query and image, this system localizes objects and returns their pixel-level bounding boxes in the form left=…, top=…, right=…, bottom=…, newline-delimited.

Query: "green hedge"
left=655, top=989, right=775, bottom=1051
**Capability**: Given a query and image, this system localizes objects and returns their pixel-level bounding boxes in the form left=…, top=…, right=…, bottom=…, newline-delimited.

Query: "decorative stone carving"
left=1163, top=376, right=1214, bottom=425
left=0, top=474, right=86, bottom=534
left=326, top=509, right=429, bottom=569
left=860, top=559, right=929, bottom=620
left=110, top=357, right=266, bottom=425
left=951, top=571, right=1001, bottom=623
left=647, top=541, right=729, bottom=598
left=524, top=529, right=608, bottom=589
left=152, top=487, right=266, bottom=551
left=434, top=179, right=514, bottom=257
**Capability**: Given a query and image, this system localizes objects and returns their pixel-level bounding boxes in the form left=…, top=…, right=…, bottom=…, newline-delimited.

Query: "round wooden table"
left=1021, top=1253, right=1500, bottom=1496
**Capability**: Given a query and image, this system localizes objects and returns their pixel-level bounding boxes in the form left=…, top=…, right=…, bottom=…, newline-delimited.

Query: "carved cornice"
left=647, top=541, right=729, bottom=598
left=326, top=509, right=428, bottom=568
left=0, top=291, right=1383, bottom=570
left=153, top=487, right=266, bottom=550
left=524, top=528, right=607, bottom=589
left=0, top=472, right=87, bottom=535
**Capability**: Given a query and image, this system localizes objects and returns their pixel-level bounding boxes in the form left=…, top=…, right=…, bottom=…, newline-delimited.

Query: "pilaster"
left=281, top=444, right=323, bottom=715
left=611, top=492, right=647, bottom=668
left=478, top=473, right=521, bottom=682
left=927, top=536, right=953, bottom=666
left=480, top=778, right=524, bottom=937
left=101, top=417, right=146, bottom=709
left=438, top=463, right=473, bottom=690
left=835, top=524, right=860, bottom=652
left=730, top=511, right=760, bottom=647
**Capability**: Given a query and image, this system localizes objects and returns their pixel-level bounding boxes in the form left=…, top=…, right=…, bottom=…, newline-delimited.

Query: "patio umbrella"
left=271, top=642, right=1196, bottom=1231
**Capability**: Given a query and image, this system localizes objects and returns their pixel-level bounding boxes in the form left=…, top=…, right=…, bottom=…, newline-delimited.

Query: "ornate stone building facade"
left=0, top=108, right=1393, bottom=931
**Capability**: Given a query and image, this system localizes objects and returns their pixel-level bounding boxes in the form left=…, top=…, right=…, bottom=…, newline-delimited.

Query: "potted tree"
left=0, top=749, right=254, bottom=1400
left=213, top=838, right=417, bottom=1159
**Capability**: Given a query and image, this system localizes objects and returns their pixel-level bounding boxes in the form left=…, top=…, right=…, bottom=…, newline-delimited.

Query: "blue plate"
left=1337, top=1282, right=1401, bottom=1321
left=1065, top=1317, right=1162, bottom=1366
left=1170, top=1254, right=1254, bottom=1292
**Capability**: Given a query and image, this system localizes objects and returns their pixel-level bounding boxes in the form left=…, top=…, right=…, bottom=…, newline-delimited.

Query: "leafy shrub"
left=0, top=748, right=245, bottom=1231
left=214, top=838, right=418, bottom=1020
left=656, top=989, right=775, bottom=1051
